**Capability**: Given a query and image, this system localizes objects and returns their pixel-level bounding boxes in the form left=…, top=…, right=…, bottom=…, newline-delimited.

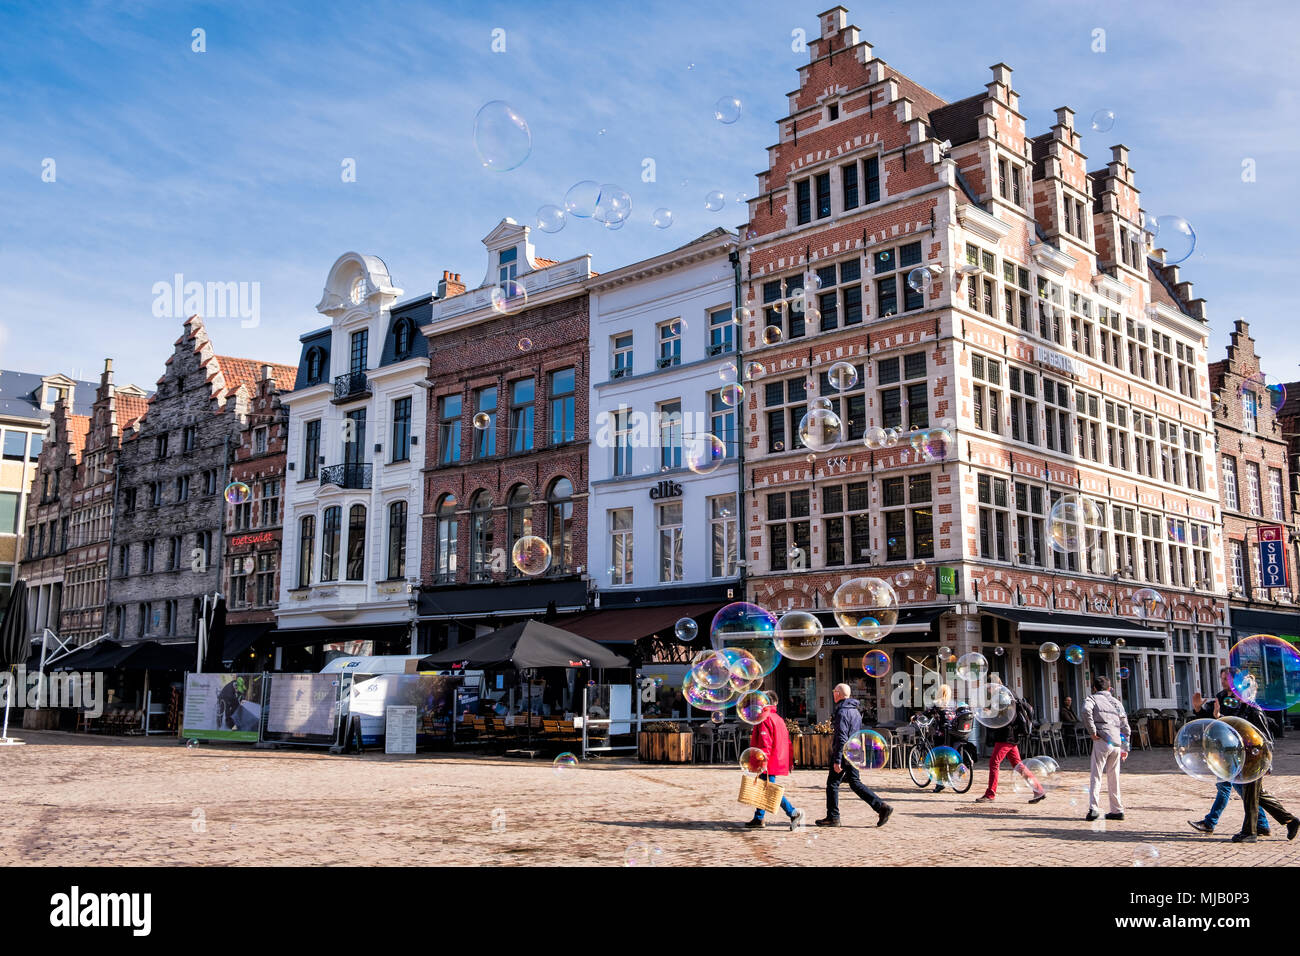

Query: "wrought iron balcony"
left=319, top=463, right=372, bottom=489
left=332, top=371, right=371, bottom=402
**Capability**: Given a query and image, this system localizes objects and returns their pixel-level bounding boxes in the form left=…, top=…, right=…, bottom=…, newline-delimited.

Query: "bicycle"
left=906, top=713, right=978, bottom=794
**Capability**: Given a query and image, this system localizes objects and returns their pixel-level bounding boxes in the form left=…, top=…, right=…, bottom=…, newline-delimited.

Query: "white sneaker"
left=789, top=808, right=805, bottom=831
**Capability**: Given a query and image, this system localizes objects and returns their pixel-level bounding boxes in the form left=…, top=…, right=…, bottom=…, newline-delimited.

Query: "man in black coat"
left=815, top=683, right=893, bottom=828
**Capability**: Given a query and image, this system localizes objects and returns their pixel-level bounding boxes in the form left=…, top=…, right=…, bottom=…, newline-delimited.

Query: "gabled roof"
left=927, top=93, right=985, bottom=148
left=115, top=392, right=151, bottom=430
left=0, top=369, right=100, bottom=421
left=214, top=355, right=297, bottom=395
left=1146, top=261, right=1195, bottom=319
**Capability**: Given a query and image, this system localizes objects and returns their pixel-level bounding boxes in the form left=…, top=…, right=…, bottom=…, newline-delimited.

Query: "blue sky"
left=1, top=0, right=1297, bottom=390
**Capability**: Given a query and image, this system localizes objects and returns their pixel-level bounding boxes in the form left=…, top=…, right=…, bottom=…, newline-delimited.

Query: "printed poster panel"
left=348, top=674, right=458, bottom=745
left=266, top=673, right=341, bottom=742
left=182, top=673, right=265, bottom=742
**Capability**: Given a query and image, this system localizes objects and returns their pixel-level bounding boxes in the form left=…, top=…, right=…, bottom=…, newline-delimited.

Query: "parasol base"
left=0, top=738, right=25, bottom=746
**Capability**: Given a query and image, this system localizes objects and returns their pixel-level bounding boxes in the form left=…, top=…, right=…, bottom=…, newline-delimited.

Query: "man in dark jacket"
left=975, top=694, right=1045, bottom=804
left=815, top=683, right=893, bottom=828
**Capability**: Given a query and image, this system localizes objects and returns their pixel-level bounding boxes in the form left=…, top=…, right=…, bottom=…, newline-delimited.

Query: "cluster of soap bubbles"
left=1175, top=716, right=1272, bottom=785
left=510, top=535, right=553, bottom=576
left=861, top=424, right=953, bottom=462
left=1147, top=215, right=1196, bottom=265
left=1229, top=635, right=1300, bottom=710
left=1013, top=755, right=1059, bottom=793
left=1047, top=494, right=1104, bottom=553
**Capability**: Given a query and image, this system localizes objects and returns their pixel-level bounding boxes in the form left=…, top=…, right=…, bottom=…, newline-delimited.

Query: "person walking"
left=816, top=684, right=893, bottom=828
left=975, top=693, right=1045, bottom=804
left=745, top=695, right=804, bottom=830
left=1083, top=675, right=1129, bottom=821
left=1188, top=668, right=1270, bottom=836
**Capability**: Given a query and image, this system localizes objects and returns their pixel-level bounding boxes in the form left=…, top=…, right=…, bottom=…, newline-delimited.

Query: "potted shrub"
left=796, top=719, right=833, bottom=769
left=638, top=721, right=694, bottom=763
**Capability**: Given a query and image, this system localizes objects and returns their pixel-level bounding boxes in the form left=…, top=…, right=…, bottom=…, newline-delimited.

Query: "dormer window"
left=394, top=318, right=414, bottom=358
left=349, top=276, right=367, bottom=305
left=306, top=347, right=326, bottom=385
left=498, top=247, right=518, bottom=284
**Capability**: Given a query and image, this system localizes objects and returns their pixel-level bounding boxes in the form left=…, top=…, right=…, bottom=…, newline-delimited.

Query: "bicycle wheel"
left=907, top=745, right=932, bottom=787
left=953, top=745, right=976, bottom=794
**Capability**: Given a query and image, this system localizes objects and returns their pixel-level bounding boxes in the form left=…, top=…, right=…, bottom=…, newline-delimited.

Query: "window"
left=230, top=559, right=249, bottom=609
left=394, top=318, right=414, bottom=358
left=165, top=535, right=181, bottom=571
left=261, top=480, right=280, bottom=528
left=1191, top=523, right=1212, bottom=590
left=813, top=257, right=863, bottom=332
left=155, top=433, right=168, bottom=460
left=708, top=307, right=734, bottom=355
left=252, top=427, right=268, bottom=456
left=510, top=379, right=535, bottom=452
left=827, top=102, right=839, bottom=121
left=795, top=179, right=811, bottom=225
left=1222, top=455, right=1239, bottom=510
left=550, top=368, right=576, bottom=445
left=498, top=247, right=517, bottom=284
left=998, top=158, right=1008, bottom=199
left=139, top=603, right=150, bottom=637
left=842, top=162, right=859, bottom=210
left=1112, top=505, right=1137, bottom=577
left=815, top=172, right=831, bottom=219
left=118, top=544, right=130, bottom=575
left=709, top=495, right=737, bottom=578
left=1042, top=378, right=1072, bottom=454
left=123, top=487, right=137, bottom=514
left=657, top=321, right=682, bottom=369
left=1104, top=401, right=1128, bottom=470
left=971, top=354, right=1002, bottom=435
left=658, top=400, right=682, bottom=470
left=343, top=409, right=366, bottom=466
left=2, top=431, right=27, bottom=460
left=233, top=495, right=252, bottom=531
left=878, top=353, right=928, bottom=431
left=1246, top=462, right=1262, bottom=516
left=766, top=490, right=810, bottom=571
left=977, top=475, right=1009, bottom=562
left=345, top=505, right=366, bottom=580
left=1014, top=482, right=1047, bottom=567
left=609, top=509, right=633, bottom=585
left=863, top=156, right=881, bottom=204
left=613, top=407, right=633, bottom=477
left=1131, top=411, right=1155, bottom=478
left=507, top=484, right=533, bottom=570
left=320, top=506, right=341, bottom=581
left=612, top=334, right=633, bottom=377
left=196, top=530, right=212, bottom=570
left=822, top=482, right=871, bottom=567
left=1035, top=277, right=1064, bottom=345
left=765, top=377, right=807, bottom=453
left=873, top=241, right=924, bottom=317
left=439, top=395, right=462, bottom=465
left=175, top=475, right=190, bottom=502
left=297, top=515, right=314, bottom=587
left=1230, top=539, right=1246, bottom=593
left=149, top=481, right=162, bottom=507
left=435, top=495, right=458, bottom=584
left=1009, top=368, right=1039, bottom=445
left=710, top=390, right=738, bottom=457
left=1270, top=467, right=1285, bottom=521
left=1002, top=261, right=1031, bottom=332
left=306, top=348, right=326, bottom=384
left=349, top=329, right=368, bottom=375
left=658, top=501, right=684, bottom=583
left=182, top=425, right=197, bottom=452
left=1167, top=518, right=1192, bottom=589
left=882, top=474, right=934, bottom=561
left=1075, top=390, right=1102, bottom=463
left=1241, top=390, right=1259, bottom=433
left=142, top=539, right=156, bottom=573
left=1140, top=512, right=1166, bottom=585
left=303, top=420, right=321, bottom=480
left=255, top=553, right=275, bottom=606
left=547, top=478, right=574, bottom=574
left=391, top=397, right=412, bottom=463
left=387, top=501, right=407, bottom=579
left=1182, top=429, right=1204, bottom=491
left=470, top=492, right=494, bottom=582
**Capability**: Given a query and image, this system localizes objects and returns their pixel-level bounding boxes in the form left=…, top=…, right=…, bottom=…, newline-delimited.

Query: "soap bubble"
left=911, top=428, right=952, bottom=462
left=728, top=652, right=765, bottom=693
left=861, top=649, right=891, bottom=678
left=536, top=204, right=566, bottom=233
left=719, top=383, right=745, bottom=407
left=473, top=101, right=532, bottom=170
left=906, top=267, right=931, bottom=294
left=973, top=683, right=1017, bottom=729
left=925, top=746, right=963, bottom=786
left=713, top=95, right=742, bottom=124
left=1237, top=372, right=1287, bottom=415
left=1132, top=845, right=1160, bottom=867
left=1130, top=587, right=1166, bottom=621
left=1013, top=756, right=1051, bottom=794
left=1229, top=635, right=1300, bottom=710
left=1216, top=716, right=1272, bottom=784
left=831, top=577, right=898, bottom=642
left=774, top=610, right=824, bottom=661
left=863, top=426, right=888, bottom=450
left=1118, top=666, right=1131, bottom=680
left=955, top=652, right=988, bottom=682
left=710, top=602, right=781, bottom=677
left=685, top=433, right=727, bottom=475
left=938, top=646, right=951, bottom=660
left=693, top=651, right=733, bottom=690
left=652, top=207, right=674, bottom=229
left=624, top=843, right=664, bottom=867
left=1116, top=638, right=1127, bottom=649
left=490, top=279, right=529, bottom=315
left=762, top=325, right=783, bottom=345
left=564, top=180, right=601, bottom=218
left=827, top=361, right=858, bottom=391
left=740, top=747, right=768, bottom=773
left=472, top=412, right=491, bottom=430
left=895, top=571, right=913, bottom=588
left=1090, top=109, right=1116, bottom=133
left=1175, top=718, right=1236, bottom=782
left=993, top=646, right=1004, bottom=657
left=737, top=691, right=770, bottom=724
left=517, top=337, right=533, bottom=351
left=1064, top=644, right=1084, bottom=665
left=224, top=482, right=251, bottom=505
left=844, top=730, right=889, bottom=771
left=744, top=361, right=765, bottom=379
left=1039, top=642, right=1060, bottom=663
left=1048, top=494, right=1104, bottom=553
left=674, top=618, right=698, bottom=643
left=185, top=738, right=198, bottom=749
left=705, top=190, right=726, bottom=211
left=1151, top=215, right=1195, bottom=265
left=710, top=711, right=724, bottom=725
left=809, top=397, right=834, bottom=412
left=798, top=407, right=845, bottom=452
left=510, top=535, right=552, bottom=576
left=594, top=184, right=633, bottom=225
left=552, top=752, right=579, bottom=775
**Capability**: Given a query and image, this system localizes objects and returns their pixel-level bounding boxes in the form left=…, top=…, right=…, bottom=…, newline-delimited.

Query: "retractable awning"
left=813, top=606, right=952, bottom=642
left=271, top=622, right=412, bottom=649
left=983, top=607, right=1166, bottom=648
left=559, top=603, right=723, bottom=645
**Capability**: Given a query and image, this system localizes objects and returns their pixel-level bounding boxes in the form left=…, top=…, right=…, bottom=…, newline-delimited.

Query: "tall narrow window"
left=498, top=247, right=517, bottom=284
left=387, top=500, right=407, bottom=579
left=711, top=390, right=737, bottom=458
left=391, top=397, right=411, bottom=462
left=507, top=484, right=533, bottom=566
left=297, top=515, right=315, bottom=587
left=550, top=368, right=575, bottom=445
left=610, top=508, right=633, bottom=585
left=659, top=400, right=682, bottom=470
left=320, top=506, right=341, bottom=581
left=1222, top=455, right=1239, bottom=511
left=548, top=478, right=574, bottom=574
left=658, top=501, right=684, bottom=583
left=1246, top=462, right=1262, bottom=516
left=439, top=395, right=462, bottom=465
left=474, top=386, right=497, bottom=458
left=435, top=494, right=458, bottom=584
left=349, top=329, right=368, bottom=375
left=510, top=378, right=535, bottom=452
left=613, top=407, right=633, bottom=477
left=344, top=410, right=366, bottom=467
left=842, top=163, right=859, bottom=210
left=863, top=156, right=880, bottom=204
left=709, top=495, right=737, bottom=578
left=470, top=491, right=494, bottom=582
left=345, top=505, right=365, bottom=580
left=795, top=179, right=811, bottom=224
left=815, top=172, right=831, bottom=219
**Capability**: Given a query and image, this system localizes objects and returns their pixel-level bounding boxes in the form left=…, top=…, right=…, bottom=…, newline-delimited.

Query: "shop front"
left=271, top=622, right=413, bottom=672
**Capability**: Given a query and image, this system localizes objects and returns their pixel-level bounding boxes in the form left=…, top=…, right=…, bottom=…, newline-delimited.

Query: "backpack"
left=1012, top=698, right=1035, bottom=737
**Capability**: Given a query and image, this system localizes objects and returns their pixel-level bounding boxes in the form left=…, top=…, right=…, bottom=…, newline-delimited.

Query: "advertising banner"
left=265, top=673, right=341, bottom=741
left=1258, top=525, right=1288, bottom=590
left=182, top=673, right=265, bottom=742
left=348, top=674, right=458, bottom=745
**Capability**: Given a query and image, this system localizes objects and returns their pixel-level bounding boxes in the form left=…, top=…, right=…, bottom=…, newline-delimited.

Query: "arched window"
left=470, top=490, right=494, bottom=582
left=387, top=500, right=407, bottom=579
left=507, top=482, right=533, bottom=546
left=394, top=318, right=414, bottom=358
left=298, top=515, right=315, bottom=587
left=435, top=494, right=458, bottom=584
left=320, top=506, right=341, bottom=581
left=547, top=478, right=574, bottom=574
left=346, top=504, right=366, bottom=580
left=306, top=347, right=326, bottom=385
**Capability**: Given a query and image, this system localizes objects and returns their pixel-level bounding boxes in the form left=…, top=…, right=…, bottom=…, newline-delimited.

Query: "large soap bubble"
left=1229, top=635, right=1300, bottom=711
left=773, top=610, right=824, bottom=661
left=710, top=602, right=781, bottom=677
left=831, top=577, right=898, bottom=642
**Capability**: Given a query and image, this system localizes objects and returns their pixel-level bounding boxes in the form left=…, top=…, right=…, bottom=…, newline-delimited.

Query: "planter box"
left=638, top=731, right=694, bottom=763
left=794, top=734, right=831, bottom=769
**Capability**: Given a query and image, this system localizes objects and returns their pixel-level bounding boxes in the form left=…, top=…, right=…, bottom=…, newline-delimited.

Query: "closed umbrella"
left=1, top=580, right=30, bottom=744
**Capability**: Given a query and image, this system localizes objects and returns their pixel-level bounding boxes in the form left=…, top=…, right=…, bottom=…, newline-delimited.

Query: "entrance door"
left=1173, top=657, right=1191, bottom=711
left=1120, top=654, right=1141, bottom=712
left=1020, top=650, right=1044, bottom=715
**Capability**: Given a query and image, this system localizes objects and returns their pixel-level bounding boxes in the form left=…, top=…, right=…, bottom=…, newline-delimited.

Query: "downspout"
left=729, top=246, right=746, bottom=601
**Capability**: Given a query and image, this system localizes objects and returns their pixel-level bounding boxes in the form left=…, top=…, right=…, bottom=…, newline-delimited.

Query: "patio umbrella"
left=1, top=580, right=30, bottom=744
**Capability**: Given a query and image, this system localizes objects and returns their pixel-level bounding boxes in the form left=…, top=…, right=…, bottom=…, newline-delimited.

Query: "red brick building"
left=222, top=363, right=294, bottom=669
left=1208, top=319, right=1300, bottom=645
left=417, top=219, right=594, bottom=652
left=739, top=6, right=1226, bottom=722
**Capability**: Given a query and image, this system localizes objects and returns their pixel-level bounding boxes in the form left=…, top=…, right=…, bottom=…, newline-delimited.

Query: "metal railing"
left=319, top=463, right=372, bottom=489
left=333, top=371, right=370, bottom=400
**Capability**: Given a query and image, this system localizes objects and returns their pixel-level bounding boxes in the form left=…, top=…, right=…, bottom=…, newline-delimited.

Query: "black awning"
left=271, top=622, right=411, bottom=649
left=418, top=579, right=589, bottom=620
left=813, top=606, right=952, bottom=643
left=45, top=639, right=121, bottom=671
left=222, top=622, right=275, bottom=665
left=420, top=619, right=629, bottom=669
left=983, top=607, right=1167, bottom=648
left=1229, top=608, right=1300, bottom=639
left=558, top=603, right=723, bottom=645
left=118, top=641, right=197, bottom=671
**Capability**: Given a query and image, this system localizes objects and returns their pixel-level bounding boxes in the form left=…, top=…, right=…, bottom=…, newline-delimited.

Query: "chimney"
left=437, top=270, right=466, bottom=299
left=261, top=364, right=274, bottom=382
left=103, top=358, right=114, bottom=385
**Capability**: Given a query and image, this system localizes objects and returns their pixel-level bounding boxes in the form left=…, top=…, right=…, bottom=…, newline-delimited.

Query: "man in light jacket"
left=815, top=684, right=893, bottom=828
left=1082, top=675, right=1129, bottom=821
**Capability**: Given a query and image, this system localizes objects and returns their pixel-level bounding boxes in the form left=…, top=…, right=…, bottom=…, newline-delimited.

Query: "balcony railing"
left=319, top=463, right=372, bottom=489
left=333, top=371, right=370, bottom=402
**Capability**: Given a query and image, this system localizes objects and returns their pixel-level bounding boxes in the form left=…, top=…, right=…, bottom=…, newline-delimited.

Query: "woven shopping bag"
left=737, top=774, right=785, bottom=813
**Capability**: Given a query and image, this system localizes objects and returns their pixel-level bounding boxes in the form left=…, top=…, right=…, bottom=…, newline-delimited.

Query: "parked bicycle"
left=906, top=712, right=978, bottom=794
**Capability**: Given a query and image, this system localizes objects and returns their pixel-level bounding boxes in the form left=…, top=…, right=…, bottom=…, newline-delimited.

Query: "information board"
left=384, top=705, right=417, bottom=754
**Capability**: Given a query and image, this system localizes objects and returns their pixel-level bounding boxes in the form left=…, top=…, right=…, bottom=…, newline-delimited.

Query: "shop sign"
left=648, top=480, right=683, bottom=500
left=938, top=567, right=958, bottom=596
left=231, top=531, right=274, bottom=548
left=1036, top=344, right=1087, bottom=378
left=1258, top=525, right=1287, bottom=590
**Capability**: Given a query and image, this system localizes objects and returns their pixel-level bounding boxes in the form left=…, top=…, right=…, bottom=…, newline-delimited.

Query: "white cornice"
left=1090, top=272, right=1133, bottom=302
left=1030, top=240, right=1078, bottom=276
left=586, top=233, right=736, bottom=291
left=1146, top=301, right=1208, bottom=341
left=956, top=203, right=1010, bottom=244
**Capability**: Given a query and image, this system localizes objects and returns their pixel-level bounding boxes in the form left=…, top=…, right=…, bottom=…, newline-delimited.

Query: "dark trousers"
left=826, top=762, right=886, bottom=818
left=1240, top=778, right=1296, bottom=836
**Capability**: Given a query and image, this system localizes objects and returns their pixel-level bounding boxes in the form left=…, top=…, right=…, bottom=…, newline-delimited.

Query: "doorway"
left=1173, top=657, right=1192, bottom=711
left=1120, top=654, right=1142, bottom=712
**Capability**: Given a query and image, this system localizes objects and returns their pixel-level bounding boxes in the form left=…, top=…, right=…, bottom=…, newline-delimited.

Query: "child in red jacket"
left=746, top=695, right=805, bottom=830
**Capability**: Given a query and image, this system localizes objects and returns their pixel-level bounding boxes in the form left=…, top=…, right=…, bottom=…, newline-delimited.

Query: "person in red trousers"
left=975, top=693, right=1045, bottom=804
